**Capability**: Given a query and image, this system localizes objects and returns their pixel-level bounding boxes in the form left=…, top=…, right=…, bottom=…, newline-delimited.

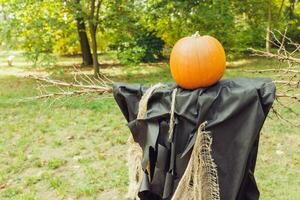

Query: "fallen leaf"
left=0, top=183, right=7, bottom=190
left=67, top=135, right=75, bottom=140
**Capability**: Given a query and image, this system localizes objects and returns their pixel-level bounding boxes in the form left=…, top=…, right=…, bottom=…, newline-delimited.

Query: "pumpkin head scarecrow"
left=113, top=31, right=275, bottom=200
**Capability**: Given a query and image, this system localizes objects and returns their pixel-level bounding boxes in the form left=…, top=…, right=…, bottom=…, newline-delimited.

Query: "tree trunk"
left=90, top=25, right=100, bottom=76
left=279, top=0, right=285, bottom=15
left=76, top=17, right=93, bottom=66
left=289, top=0, right=296, bottom=19
left=74, top=0, right=92, bottom=66
left=266, top=0, right=272, bottom=53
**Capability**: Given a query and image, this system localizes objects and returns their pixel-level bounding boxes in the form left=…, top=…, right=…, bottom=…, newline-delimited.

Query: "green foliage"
left=106, top=1, right=165, bottom=65
left=140, top=0, right=236, bottom=47
left=0, top=0, right=79, bottom=65
left=117, top=44, right=146, bottom=65
left=1, top=0, right=300, bottom=65
left=47, top=159, right=66, bottom=170
left=23, top=52, right=57, bottom=67
left=116, top=30, right=165, bottom=65
left=136, top=31, right=165, bottom=62
left=284, top=1, right=300, bottom=42
left=140, top=0, right=300, bottom=56
left=2, top=187, right=22, bottom=198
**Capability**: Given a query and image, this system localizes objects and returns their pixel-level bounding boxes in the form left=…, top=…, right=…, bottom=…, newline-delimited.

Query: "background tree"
left=0, top=0, right=80, bottom=65
left=71, top=0, right=93, bottom=66
left=106, top=0, right=165, bottom=65
left=87, top=0, right=102, bottom=76
left=1, top=0, right=299, bottom=66
left=266, top=0, right=272, bottom=52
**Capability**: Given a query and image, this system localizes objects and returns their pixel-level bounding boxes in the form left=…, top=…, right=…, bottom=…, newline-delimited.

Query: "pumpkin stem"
left=192, top=31, right=200, bottom=37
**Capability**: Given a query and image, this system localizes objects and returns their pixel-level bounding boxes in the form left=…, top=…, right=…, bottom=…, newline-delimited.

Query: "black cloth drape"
left=113, top=78, right=276, bottom=200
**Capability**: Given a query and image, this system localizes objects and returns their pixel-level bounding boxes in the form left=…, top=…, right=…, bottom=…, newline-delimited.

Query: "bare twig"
left=249, top=29, right=300, bottom=125
left=276, top=93, right=300, bottom=100
left=248, top=48, right=300, bottom=64
left=276, top=98, right=300, bottom=115
left=24, top=89, right=110, bottom=100
left=243, top=69, right=300, bottom=73
left=273, top=80, right=300, bottom=86
left=271, top=106, right=299, bottom=127
left=25, top=66, right=113, bottom=100
left=29, top=75, right=110, bottom=90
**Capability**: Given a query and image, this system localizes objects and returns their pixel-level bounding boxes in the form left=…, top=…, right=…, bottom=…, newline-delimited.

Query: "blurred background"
left=0, top=1, right=299, bottom=200
left=0, top=0, right=299, bottom=68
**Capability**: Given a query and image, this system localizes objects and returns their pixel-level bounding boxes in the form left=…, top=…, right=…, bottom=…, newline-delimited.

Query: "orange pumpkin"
left=170, top=32, right=226, bottom=89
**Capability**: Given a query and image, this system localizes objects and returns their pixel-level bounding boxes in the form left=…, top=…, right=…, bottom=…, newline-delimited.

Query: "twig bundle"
left=24, top=66, right=112, bottom=101
left=247, top=29, right=300, bottom=125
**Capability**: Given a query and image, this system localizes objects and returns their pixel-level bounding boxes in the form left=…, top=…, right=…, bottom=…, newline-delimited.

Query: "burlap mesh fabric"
left=127, top=136, right=143, bottom=200
left=171, top=122, right=220, bottom=200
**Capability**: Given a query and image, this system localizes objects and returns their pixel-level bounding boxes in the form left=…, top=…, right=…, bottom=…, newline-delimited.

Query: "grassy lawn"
left=0, top=54, right=299, bottom=200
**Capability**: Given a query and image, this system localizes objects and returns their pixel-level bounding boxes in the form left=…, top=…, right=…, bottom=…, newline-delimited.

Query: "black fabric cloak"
left=113, top=78, right=276, bottom=200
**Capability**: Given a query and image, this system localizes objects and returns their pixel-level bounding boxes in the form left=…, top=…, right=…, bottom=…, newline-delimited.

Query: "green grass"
left=0, top=54, right=299, bottom=199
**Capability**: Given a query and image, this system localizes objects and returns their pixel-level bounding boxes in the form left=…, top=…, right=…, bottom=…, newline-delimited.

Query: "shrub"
left=116, top=30, right=165, bottom=65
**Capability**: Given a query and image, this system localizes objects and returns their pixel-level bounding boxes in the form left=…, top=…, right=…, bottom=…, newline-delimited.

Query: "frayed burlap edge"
left=171, top=121, right=220, bottom=200
left=128, top=83, right=165, bottom=200
left=168, top=88, right=177, bottom=141
left=137, top=83, right=165, bottom=120
left=126, top=136, right=143, bottom=200
left=127, top=84, right=220, bottom=200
